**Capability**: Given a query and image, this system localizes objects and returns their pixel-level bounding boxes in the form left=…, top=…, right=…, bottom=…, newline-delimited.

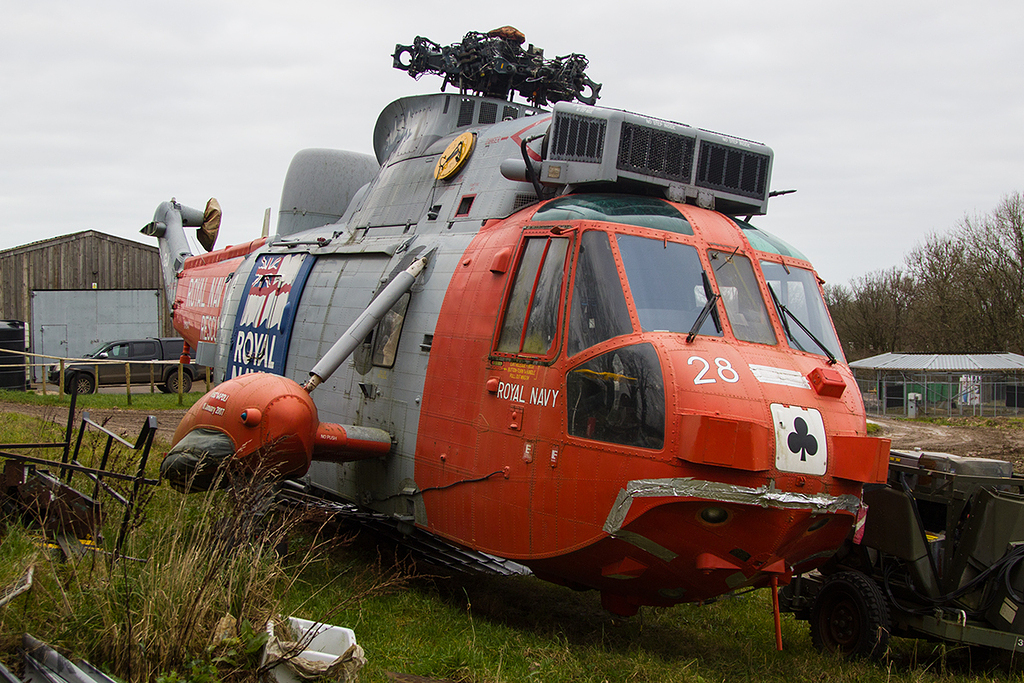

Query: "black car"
left=48, top=337, right=208, bottom=394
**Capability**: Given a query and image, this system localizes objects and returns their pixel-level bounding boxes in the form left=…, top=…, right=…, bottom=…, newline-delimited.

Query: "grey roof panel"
left=849, top=353, right=1024, bottom=372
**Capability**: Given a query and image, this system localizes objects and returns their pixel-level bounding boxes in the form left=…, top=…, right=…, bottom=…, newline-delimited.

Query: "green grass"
left=0, top=388, right=203, bottom=410
left=897, top=415, right=1024, bottom=430
left=276, top=531, right=1019, bottom=683
left=2, top=409, right=1023, bottom=682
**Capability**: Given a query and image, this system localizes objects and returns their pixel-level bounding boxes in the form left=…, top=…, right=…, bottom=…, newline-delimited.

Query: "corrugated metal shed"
left=850, top=353, right=1024, bottom=372
left=0, top=230, right=168, bottom=331
left=0, top=231, right=172, bottom=381
left=851, top=352, right=1024, bottom=418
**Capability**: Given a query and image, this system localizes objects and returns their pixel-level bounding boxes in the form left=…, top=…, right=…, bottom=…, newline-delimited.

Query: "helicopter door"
left=481, top=233, right=572, bottom=556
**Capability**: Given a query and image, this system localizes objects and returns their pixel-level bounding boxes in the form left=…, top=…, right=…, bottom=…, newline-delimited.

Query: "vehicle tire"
left=810, top=570, right=891, bottom=660
left=164, top=370, right=193, bottom=394
left=71, top=373, right=96, bottom=395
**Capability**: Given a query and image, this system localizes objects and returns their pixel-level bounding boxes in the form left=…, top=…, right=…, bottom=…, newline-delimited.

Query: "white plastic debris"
left=261, top=616, right=365, bottom=683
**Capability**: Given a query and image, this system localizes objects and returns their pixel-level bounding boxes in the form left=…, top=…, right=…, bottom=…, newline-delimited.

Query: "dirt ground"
left=871, top=415, right=1024, bottom=471
left=0, top=400, right=188, bottom=444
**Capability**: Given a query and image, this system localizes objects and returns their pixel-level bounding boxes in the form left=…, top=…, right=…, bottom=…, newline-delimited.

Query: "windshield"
left=568, top=231, right=633, bottom=356
left=760, top=262, right=843, bottom=361
left=708, top=249, right=776, bottom=345
left=617, top=235, right=720, bottom=337
left=84, top=343, right=111, bottom=358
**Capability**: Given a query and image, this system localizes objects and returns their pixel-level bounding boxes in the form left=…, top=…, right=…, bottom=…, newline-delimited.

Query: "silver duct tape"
left=603, top=477, right=862, bottom=534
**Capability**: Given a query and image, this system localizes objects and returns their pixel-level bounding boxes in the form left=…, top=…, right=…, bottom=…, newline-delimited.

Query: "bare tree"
left=828, top=193, right=1024, bottom=358
left=898, top=192, right=1024, bottom=354
left=825, top=267, right=911, bottom=360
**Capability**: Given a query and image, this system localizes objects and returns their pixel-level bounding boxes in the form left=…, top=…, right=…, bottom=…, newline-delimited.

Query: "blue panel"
left=225, top=253, right=316, bottom=380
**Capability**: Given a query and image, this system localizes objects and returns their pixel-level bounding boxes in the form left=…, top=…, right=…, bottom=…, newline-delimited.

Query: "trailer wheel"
left=810, top=571, right=891, bottom=660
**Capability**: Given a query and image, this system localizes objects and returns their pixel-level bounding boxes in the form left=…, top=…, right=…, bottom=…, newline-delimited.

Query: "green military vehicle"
left=782, top=449, right=1024, bottom=659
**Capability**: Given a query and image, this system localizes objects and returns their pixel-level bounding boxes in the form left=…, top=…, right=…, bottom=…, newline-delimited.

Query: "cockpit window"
left=568, top=231, right=633, bottom=356
left=497, top=236, right=570, bottom=357
left=566, top=343, right=665, bottom=449
left=708, top=249, right=776, bottom=345
left=735, top=220, right=808, bottom=260
left=372, top=292, right=410, bottom=368
left=532, top=194, right=693, bottom=235
left=761, top=262, right=843, bottom=361
left=616, top=235, right=720, bottom=337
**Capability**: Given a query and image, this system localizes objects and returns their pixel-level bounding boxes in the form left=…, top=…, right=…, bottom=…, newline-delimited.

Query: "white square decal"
left=771, top=404, right=827, bottom=475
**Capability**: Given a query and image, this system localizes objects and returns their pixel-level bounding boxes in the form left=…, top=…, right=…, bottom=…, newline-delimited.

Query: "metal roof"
left=849, top=353, right=1024, bottom=372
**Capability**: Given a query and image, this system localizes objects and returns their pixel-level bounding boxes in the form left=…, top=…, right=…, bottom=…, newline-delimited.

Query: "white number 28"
left=688, top=356, right=740, bottom=385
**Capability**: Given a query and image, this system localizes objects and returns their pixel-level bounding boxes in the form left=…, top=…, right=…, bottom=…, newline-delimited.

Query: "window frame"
left=565, top=229, right=635, bottom=357
left=759, top=259, right=845, bottom=362
left=492, top=229, right=574, bottom=363
left=706, top=247, right=777, bottom=346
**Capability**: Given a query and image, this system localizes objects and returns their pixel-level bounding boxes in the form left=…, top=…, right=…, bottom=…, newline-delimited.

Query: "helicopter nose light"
left=699, top=506, right=730, bottom=525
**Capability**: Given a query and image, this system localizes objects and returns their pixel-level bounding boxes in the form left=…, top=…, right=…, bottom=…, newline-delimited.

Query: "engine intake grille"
left=541, top=102, right=774, bottom=215
left=457, top=99, right=475, bottom=127
left=617, top=122, right=695, bottom=183
left=478, top=101, right=498, bottom=125
left=696, top=143, right=770, bottom=200
left=550, top=113, right=606, bottom=163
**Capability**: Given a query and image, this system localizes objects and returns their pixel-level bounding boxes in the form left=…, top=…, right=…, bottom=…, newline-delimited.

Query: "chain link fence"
left=854, top=370, right=1024, bottom=418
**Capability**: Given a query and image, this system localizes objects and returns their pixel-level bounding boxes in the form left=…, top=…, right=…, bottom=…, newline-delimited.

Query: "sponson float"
left=143, top=27, right=889, bottom=622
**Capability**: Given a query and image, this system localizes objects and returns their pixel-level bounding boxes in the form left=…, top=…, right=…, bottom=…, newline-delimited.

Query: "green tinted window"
left=736, top=220, right=807, bottom=260
left=532, top=194, right=693, bottom=234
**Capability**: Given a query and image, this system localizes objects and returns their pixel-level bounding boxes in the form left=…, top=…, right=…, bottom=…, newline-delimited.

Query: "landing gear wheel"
left=810, top=571, right=891, bottom=660
left=164, top=371, right=192, bottom=394
left=73, top=373, right=96, bottom=395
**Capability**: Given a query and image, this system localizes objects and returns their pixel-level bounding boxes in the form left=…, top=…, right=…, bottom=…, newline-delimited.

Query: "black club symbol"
left=787, top=417, right=818, bottom=462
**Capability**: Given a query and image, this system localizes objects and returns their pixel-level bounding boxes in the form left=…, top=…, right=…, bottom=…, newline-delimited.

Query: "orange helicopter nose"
left=161, top=373, right=318, bottom=492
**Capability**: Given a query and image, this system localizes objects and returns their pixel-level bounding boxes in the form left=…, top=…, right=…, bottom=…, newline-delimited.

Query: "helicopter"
left=142, top=27, right=889, bottom=620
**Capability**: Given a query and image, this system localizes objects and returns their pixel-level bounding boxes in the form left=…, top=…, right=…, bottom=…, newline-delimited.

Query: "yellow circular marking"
left=434, top=131, right=476, bottom=180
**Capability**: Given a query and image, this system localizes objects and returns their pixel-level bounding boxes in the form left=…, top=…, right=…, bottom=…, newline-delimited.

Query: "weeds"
left=5, top=408, right=1024, bottom=682
left=0, top=411, right=407, bottom=681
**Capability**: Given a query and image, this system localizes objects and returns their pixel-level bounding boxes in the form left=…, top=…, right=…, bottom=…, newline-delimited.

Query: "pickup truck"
left=48, top=337, right=209, bottom=395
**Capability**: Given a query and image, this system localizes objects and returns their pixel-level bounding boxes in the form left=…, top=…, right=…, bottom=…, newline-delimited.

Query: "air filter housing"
left=542, top=102, right=773, bottom=215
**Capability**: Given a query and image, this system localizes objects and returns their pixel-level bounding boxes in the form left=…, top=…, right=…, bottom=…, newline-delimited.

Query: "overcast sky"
left=2, top=1, right=1021, bottom=286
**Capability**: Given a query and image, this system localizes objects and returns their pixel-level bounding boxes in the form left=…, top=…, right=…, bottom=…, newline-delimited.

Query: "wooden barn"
left=0, top=230, right=172, bottom=379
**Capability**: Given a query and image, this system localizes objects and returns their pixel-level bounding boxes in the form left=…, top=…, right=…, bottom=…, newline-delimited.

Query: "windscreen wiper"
left=700, top=270, right=722, bottom=334
left=767, top=284, right=837, bottom=365
left=687, top=278, right=721, bottom=343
